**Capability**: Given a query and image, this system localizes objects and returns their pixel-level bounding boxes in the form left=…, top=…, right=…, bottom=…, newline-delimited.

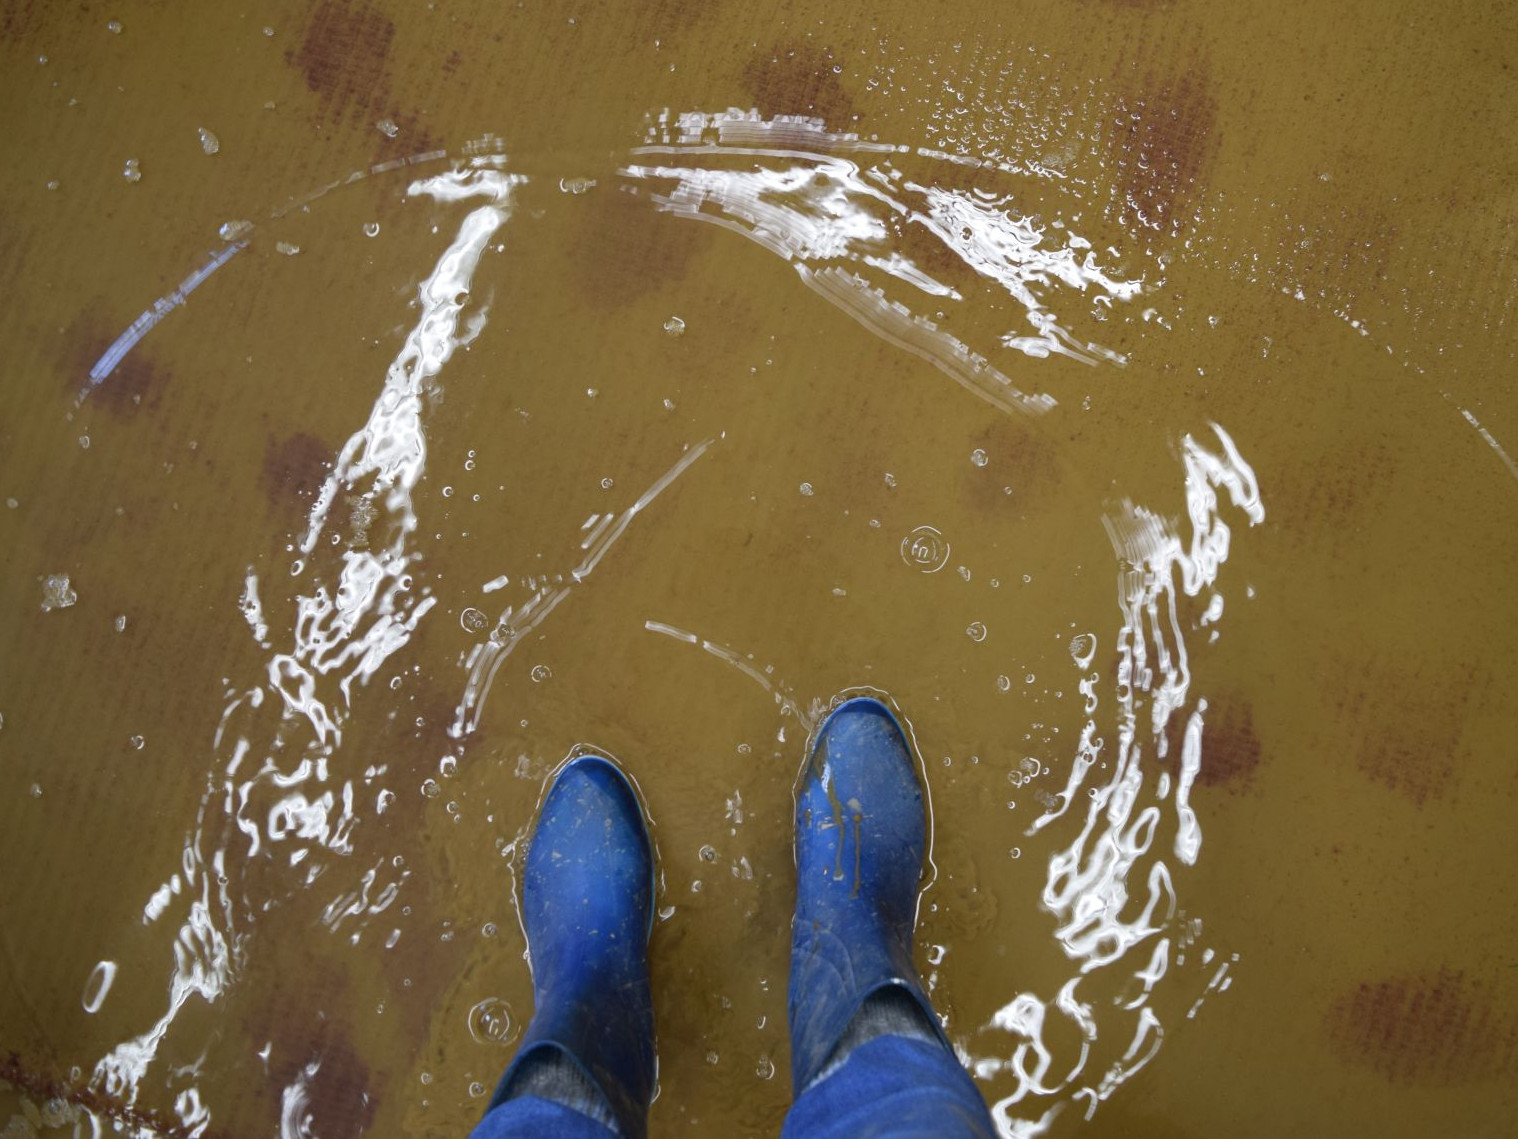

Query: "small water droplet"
left=128, top=734, right=144, bottom=750
left=441, top=485, right=454, bottom=498
left=799, top=482, right=814, bottom=496
left=363, top=221, right=380, bottom=238
left=900, top=525, right=949, bottom=572
left=421, top=778, right=440, bottom=798
left=197, top=127, right=220, bottom=156
left=996, top=675, right=1011, bottom=692
left=275, top=241, right=300, bottom=256
left=970, top=448, right=988, bottom=467
left=698, top=844, right=717, bottom=863
left=883, top=472, right=897, bottom=487
left=663, top=315, right=686, bottom=337
left=600, top=477, right=614, bottom=489
left=1009, top=847, right=1022, bottom=859
left=460, top=608, right=488, bottom=634
left=40, top=574, right=77, bottom=612
left=218, top=219, right=252, bottom=241
left=106, top=19, right=123, bottom=34
left=530, top=664, right=552, bottom=683
left=78, top=434, right=90, bottom=449
left=1069, top=633, right=1097, bottom=669
left=376, top=118, right=399, bottom=138
left=755, top=1056, right=775, bottom=1080
left=122, top=158, right=141, bottom=183
left=114, top=614, right=126, bottom=632
left=469, top=1081, right=486, bottom=1098
left=966, top=621, right=988, bottom=642
left=558, top=176, right=596, bottom=194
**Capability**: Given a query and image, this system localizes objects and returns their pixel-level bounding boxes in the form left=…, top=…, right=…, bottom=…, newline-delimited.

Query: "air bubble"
left=1069, top=633, right=1097, bottom=669
left=461, top=608, right=489, bottom=634
left=970, top=448, right=988, bottom=467
left=966, top=621, right=987, bottom=642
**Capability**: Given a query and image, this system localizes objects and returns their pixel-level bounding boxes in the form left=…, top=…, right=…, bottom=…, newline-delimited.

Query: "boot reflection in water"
left=470, top=698, right=997, bottom=1139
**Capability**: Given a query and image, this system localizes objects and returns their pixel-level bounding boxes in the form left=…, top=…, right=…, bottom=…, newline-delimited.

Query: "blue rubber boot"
left=788, top=697, right=955, bottom=1093
left=485, top=755, right=655, bottom=1139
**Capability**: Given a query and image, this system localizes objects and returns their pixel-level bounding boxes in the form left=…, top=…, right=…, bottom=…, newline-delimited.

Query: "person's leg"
left=784, top=698, right=996, bottom=1139
left=471, top=756, right=656, bottom=1139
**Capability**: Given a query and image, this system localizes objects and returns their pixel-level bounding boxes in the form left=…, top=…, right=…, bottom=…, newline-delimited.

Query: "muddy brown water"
left=2, top=1, right=1517, bottom=1136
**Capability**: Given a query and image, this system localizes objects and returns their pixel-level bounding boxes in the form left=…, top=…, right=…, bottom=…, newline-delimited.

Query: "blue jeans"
left=471, top=1035, right=995, bottom=1138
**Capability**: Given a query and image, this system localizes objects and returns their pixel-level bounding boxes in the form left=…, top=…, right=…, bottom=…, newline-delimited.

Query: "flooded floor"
left=2, top=1, right=1517, bottom=1135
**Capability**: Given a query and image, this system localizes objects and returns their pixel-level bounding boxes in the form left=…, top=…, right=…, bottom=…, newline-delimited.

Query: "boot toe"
left=525, top=755, right=654, bottom=960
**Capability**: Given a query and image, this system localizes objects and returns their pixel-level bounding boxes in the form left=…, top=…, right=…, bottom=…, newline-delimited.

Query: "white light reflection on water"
left=973, top=424, right=1264, bottom=1133
left=76, top=113, right=1236, bottom=1132
left=451, top=438, right=713, bottom=738
left=623, top=110, right=1144, bottom=416
left=89, top=163, right=522, bottom=1129
left=642, top=619, right=817, bottom=731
